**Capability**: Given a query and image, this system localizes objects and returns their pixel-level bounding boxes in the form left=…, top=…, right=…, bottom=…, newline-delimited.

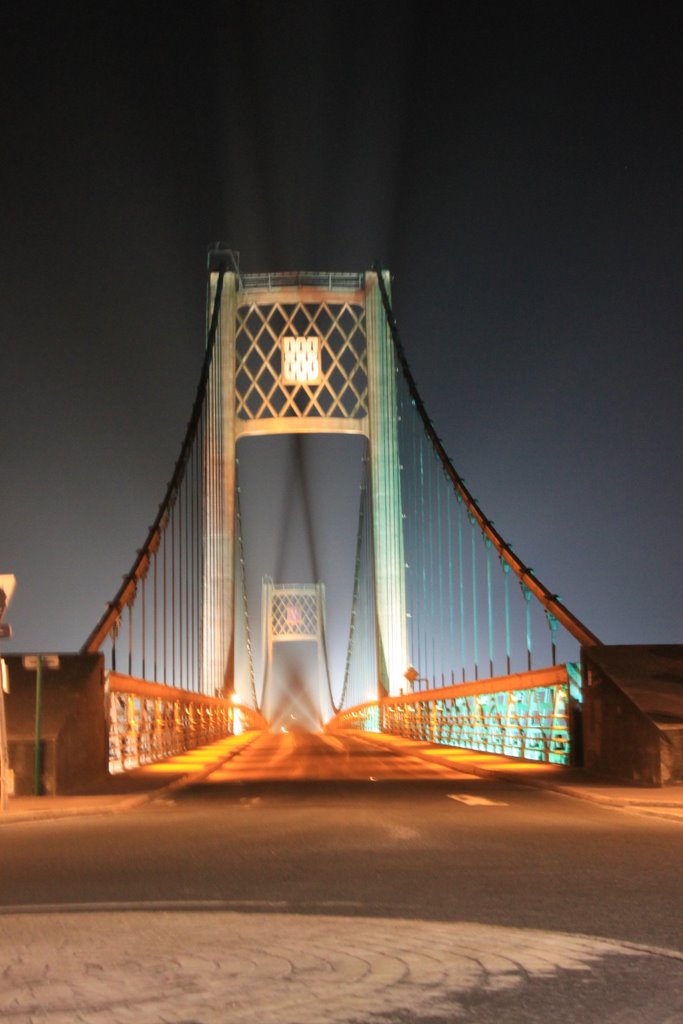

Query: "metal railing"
left=329, top=664, right=581, bottom=766
left=107, top=672, right=267, bottom=773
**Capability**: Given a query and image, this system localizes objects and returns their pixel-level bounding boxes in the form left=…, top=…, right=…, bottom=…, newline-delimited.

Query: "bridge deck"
left=130, top=729, right=569, bottom=787
left=6, top=731, right=683, bottom=822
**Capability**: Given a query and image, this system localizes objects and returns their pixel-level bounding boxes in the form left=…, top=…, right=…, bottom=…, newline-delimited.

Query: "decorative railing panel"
left=107, top=672, right=267, bottom=773
left=329, top=664, right=581, bottom=766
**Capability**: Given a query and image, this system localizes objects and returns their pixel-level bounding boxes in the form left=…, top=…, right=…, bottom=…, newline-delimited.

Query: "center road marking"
left=448, top=794, right=508, bottom=806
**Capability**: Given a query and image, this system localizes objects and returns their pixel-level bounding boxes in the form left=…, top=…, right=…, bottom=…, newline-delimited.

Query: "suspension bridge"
left=51, top=246, right=601, bottom=781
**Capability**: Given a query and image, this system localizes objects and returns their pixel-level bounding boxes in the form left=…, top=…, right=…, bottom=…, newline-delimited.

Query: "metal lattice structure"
left=106, top=673, right=266, bottom=774
left=330, top=665, right=582, bottom=766
left=270, top=585, right=322, bottom=641
left=235, top=301, right=368, bottom=428
left=260, top=581, right=334, bottom=727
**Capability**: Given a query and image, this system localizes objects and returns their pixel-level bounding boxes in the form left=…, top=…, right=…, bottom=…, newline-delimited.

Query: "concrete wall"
left=661, top=727, right=683, bottom=786
left=582, top=645, right=683, bottom=787
left=3, top=653, right=108, bottom=795
left=582, top=663, right=663, bottom=785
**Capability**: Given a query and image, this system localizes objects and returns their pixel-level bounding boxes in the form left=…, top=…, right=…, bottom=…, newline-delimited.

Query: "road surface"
left=1, top=731, right=681, bottom=1023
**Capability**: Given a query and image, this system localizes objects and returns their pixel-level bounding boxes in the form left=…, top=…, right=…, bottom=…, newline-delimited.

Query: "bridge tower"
left=202, top=255, right=407, bottom=707
left=260, top=580, right=331, bottom=729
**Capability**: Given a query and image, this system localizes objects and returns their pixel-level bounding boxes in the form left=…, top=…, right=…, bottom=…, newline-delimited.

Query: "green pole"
left=34, top=655, right=43, bottom=796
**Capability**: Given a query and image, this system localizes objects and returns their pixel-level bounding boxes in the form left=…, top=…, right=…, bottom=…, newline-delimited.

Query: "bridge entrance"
left=79, top=251, right=601, bottom=782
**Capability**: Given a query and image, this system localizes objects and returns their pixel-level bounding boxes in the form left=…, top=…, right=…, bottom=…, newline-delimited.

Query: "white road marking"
left=448, top=794, right=508, bottom=806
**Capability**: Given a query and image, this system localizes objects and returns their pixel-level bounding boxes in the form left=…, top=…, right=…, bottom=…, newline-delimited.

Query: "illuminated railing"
left=329, top=664, right=582, bottom=766
left=107, top=672, right=267, bottom=773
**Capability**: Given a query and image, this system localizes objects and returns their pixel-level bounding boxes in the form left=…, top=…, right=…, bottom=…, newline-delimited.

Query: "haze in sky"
left=1, top=2, right=681, bottom=655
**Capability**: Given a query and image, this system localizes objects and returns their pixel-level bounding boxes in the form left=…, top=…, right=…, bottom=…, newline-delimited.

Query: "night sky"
left=1, top=1, right=681, bottom=656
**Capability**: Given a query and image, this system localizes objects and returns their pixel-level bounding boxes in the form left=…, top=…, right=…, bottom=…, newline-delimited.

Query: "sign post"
left=34, top=656, right=43, bottom=796
left=22, top=654, right=60, bottom=796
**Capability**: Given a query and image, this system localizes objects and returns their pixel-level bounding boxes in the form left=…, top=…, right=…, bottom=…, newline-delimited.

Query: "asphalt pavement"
left=4, top=727, right=683, bottom=824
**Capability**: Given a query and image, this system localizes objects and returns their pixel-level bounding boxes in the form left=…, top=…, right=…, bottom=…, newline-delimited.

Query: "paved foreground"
left=2, top=911, right=682, bottom=1023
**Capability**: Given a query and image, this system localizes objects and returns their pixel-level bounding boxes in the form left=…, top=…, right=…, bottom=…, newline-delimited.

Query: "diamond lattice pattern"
left=236, top=302, right=367, bottom=421
left=271, top=590, right=319, bottom=639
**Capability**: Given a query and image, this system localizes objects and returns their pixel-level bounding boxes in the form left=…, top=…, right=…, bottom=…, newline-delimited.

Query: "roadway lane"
left=200, top=728, right=483, bottom=783
left=0, top=730, right=681, bottom=952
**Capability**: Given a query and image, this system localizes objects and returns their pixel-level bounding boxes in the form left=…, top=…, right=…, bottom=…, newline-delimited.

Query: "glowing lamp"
left=282, top=336, right=321, bottom=384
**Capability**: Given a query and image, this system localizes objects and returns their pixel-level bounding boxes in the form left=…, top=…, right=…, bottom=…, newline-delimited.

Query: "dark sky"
left=1, top=1, right=681, bottom=655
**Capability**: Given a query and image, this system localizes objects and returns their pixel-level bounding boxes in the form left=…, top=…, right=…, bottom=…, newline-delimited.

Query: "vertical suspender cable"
left=521, top=583, right=532, bottom=670
left=207, top=370, right=213, bottom=693
left=411, top=402, right=421, bottom=677
left=235, top=468, right=258, bottom=710
left=198, top=410, right=204, bottom=694
left=171, top=504, right=176, bottom=686
left=141, top=575, right=146, bottom=679
left=426, top=445, right=436, bottom=685
left=469, top=513, right=478, bottom=680
left=546, top=611, right=558, bottom=667
left=446, top=488, right=456, bottom=684
left=178, top=486, right=183, bottom=689
left=189, top=445, right=195, bottom=690
left=199, top=412, right=205, bottom=693
left=153, top=548, right=158, bottom=681
left=457, top=496, right=466, bottom=681
left=502, top=558, right=511, bottom=674
left=366, top=459, right=374, bottom=703
left=128, top=600, right=133, bottom=677
left=195, top=439, right=200, bottom=691
left=214, top=318, right=219, bottom=692
left=183, top=473, right=188, bottom=689
left=436, top=464, right=445, bottom=685
left=485, top=537, right=494, bottom=677
left=185, top=468, right=190, bottom=690
left=194, top=440, right=199, bottom=691
left=341, top=454, right=370, bottom=710
left=211, top=369, right=216, bottom=693
left=198, top=433, right=202, bottom=693
left=418, top=436, right=428, bottom=685
left=217, top=325, right=224, bottom=692
left=163, top=524, right=167, bottom=684
left=209, top=361, right=216, bottom=692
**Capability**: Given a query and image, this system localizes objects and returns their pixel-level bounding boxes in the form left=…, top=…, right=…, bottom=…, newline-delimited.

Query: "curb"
left=351, top=733, right=683, bottom=813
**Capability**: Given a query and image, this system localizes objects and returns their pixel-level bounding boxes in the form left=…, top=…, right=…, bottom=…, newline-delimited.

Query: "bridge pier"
left=582, top=644, right=683, bottom=786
